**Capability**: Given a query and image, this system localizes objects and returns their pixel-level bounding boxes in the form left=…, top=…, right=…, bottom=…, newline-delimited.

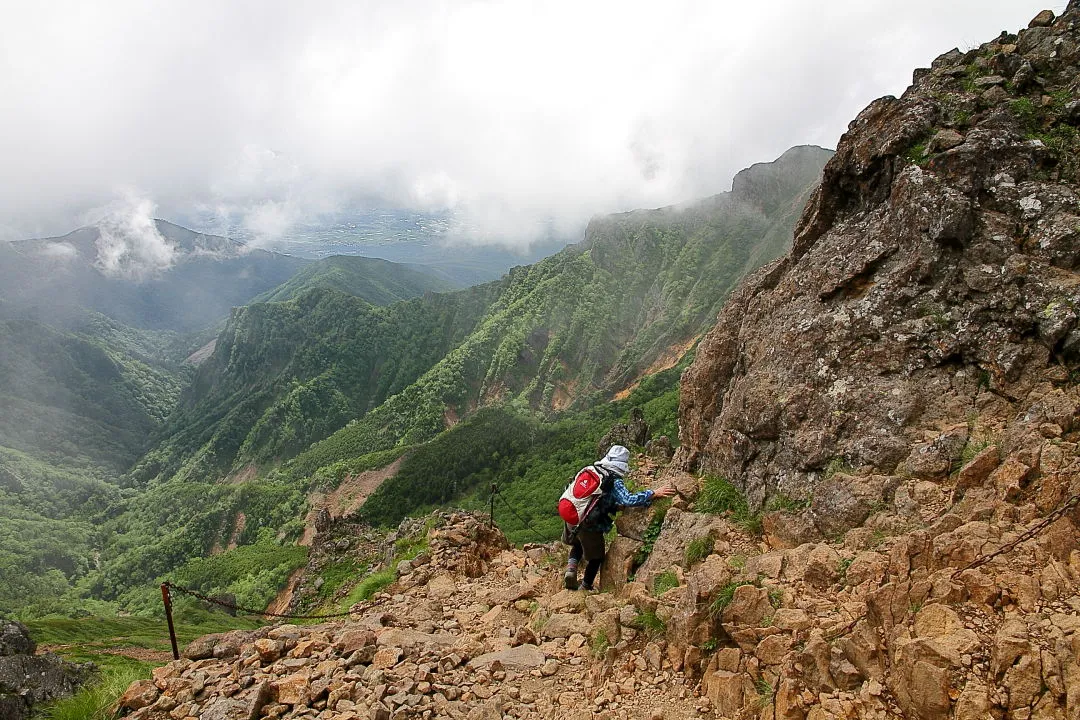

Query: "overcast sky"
left=0, top=0, right=1062, bottom=246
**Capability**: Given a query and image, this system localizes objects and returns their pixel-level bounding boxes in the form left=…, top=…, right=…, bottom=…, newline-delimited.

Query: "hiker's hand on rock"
left=652, top=485, right=677, bottom=499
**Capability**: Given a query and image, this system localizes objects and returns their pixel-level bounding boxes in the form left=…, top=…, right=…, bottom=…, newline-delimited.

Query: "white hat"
left=597, top=445, right=630, bottom=476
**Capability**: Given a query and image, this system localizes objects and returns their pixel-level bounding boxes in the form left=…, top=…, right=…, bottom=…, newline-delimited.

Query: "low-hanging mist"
left=0, top=0, right=1058, bottom=245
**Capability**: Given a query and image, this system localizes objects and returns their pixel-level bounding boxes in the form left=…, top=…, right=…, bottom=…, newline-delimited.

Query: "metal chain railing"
left=159, top=579, right=393, bottom=660
left=950, top=491, right=1080, bottom=577
left=163, top=581, right=357, bottom=620
left=495, top=489, right=549, bottom=542
left=816, top=491, right=1080, bottom=644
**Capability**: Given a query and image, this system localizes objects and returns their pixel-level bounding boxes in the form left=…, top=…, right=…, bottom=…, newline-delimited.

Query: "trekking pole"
left=161, top=583, right=180, bottom=660
left=490, top=483, right=497, bottom=527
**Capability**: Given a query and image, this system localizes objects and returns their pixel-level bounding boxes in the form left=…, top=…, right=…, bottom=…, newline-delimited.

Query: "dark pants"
left=564, top=524, right=605, bottom=587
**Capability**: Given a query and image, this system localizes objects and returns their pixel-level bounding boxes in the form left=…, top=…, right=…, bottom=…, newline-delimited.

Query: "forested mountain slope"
left=223, top=145, right=833, bottom=480
left=251, top=255, right=457, bottom=305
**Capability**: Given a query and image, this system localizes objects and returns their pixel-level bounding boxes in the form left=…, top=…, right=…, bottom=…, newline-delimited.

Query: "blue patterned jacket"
left=580, top=471, right=654, bottom=533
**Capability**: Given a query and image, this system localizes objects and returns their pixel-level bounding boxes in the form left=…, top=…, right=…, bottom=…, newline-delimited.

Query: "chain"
left=950, top=491, right=1080, bottom=577
left=164, top=582, right=365, bottom=620
left=495, top=490, right=549, bottom=542
left=808, top=493, right=1080, bottom=642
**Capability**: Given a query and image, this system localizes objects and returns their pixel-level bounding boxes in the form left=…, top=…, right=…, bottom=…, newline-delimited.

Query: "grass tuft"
left=696, top=476, right=762, bottom=535
left=41, top=664, right=146, bottom=720
left=709, top=580, right=754, bottom=616
left=684, top=536, right=714, bottom=566
left=653, top=571, right=680, bottom=597
left=630, top=610, right=666, bottom=638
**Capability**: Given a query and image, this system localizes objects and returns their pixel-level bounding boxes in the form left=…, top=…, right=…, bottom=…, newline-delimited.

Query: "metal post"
left=490, top=483, right=497, bottom=527
left=161, top=583, right=180, bottom=660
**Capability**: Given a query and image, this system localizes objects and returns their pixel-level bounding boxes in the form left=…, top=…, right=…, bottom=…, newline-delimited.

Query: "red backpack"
left=558, top=465, right=613, bottom=527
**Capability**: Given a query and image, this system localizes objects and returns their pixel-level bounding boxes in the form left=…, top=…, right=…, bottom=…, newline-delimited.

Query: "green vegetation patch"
left=684, top=536, right=715, bottom=566
left=653, top=571, right=680, bottom=597
left=709, top=580, right=755, bottom=616
left=629, top=610, right=666, bottom=638
left=632, top=504, right=670, bottom=569
left=696, top=475, right=761, bottom=534
left=346, top=569, right=396, bottom=605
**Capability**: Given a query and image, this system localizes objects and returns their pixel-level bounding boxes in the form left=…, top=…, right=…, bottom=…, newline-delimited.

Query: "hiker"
left=560, top=444, right=676, bottom=591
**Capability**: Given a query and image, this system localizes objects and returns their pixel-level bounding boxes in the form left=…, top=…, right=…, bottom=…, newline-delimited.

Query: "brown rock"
left=201, top=682, right=271, bottom=720
left=928, top=129, right=964, bottom=153
left=541, top=613, right=591, bottom=640
left=182, top=633, right=221, bottom=660
left=371, top=647, right=403, bottom=670
left=253, top=638, right=284, bottom=664
left=117, top=679, right=159, bottom=710
left=754, top=634, right=791, bottom=665
left=954, top=445, right=999, bottom=492
left=803, top=545, right=841, bottom=588
left=844, top=551, right=886, bottom=586
left=1029, top=9, right=1055, bottom=27
left=543, top=590, right=585, bottom=614
left=702, top=670, right=751, bottom=718
left=271, top=673, right=310, bottom=706
left=467, top=645, right=545, bottom=670
left=334, top=629, right=377, bottom=655
left=721, top=585, right=772, bottom=628
left=988, top=456, right=1031, bottom=500
left=837, top=619, right=883, bottom=682
left=954, top=681, right=990, bottom=720
left=898, top=661, right=951, bottom=719
left=763, top=510, right=822, bottom=548
left=715, top=647, right=742, bottom=673
left=772, top=608, right=812, bottom=633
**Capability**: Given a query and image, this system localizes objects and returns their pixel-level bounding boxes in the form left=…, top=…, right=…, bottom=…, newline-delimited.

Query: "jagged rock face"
left=679, top=3, right=1080, bottom=510
left=0, top=620, right=95, bottom=720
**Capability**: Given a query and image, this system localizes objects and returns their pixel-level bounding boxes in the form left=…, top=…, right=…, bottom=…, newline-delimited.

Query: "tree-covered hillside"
left=0, top=225, right=472, bottom=618
left=131, top=282, right=503, bottom=484
left=252, top=255, right=457, bottom=305
left=0, top=305, right=188, bottom=616
left=275, top=146, right=833, bottom=466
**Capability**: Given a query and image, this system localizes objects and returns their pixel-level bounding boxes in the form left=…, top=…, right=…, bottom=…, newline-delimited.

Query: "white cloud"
left=0, top=0, right=1064, bottom=245
left=39, top=242, right=78, bottom=261
left=91, top=193, right=177, bottom=280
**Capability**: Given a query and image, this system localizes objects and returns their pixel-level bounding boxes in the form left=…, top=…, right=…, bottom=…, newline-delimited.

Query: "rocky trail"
left=117, top=513, right=710, bottom=720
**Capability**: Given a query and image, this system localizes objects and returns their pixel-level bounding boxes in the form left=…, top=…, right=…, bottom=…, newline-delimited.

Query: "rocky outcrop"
left=658, top=4, right=1080, bottom=718
left=0, top=620, right=95, bottom=720
left=679, top=4, right=1080, bottom=512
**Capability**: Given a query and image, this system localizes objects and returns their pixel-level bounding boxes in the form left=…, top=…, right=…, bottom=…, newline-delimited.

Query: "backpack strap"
left=593, top=464, right=617, bottom=494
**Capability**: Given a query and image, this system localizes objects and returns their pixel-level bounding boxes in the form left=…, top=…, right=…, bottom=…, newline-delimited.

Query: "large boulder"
left=0, top=621, right=96, bottom=720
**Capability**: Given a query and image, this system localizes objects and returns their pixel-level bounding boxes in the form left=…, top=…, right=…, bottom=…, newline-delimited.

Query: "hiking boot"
left=563, top=570, right=579, bottom=590
left=579, top=581, right=596, bottom=593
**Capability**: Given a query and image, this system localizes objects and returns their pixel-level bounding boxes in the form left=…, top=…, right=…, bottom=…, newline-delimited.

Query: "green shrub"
left=42, top=664, right=147, bottom=720
left=590, top=629, right=611, bottom=658
left=709, top=581, right=754, bottom=616
left=630, top=610, right=666, bottom=638
left=696, top=476, right=761, bottom=534
left=632, top=504, right=669, bottom=568
left=765, top=494, right=809, bottom=513
left=343, top=568, right=395, bottom=606
left=684, top=536, right=714, bottom=566
left=653, top=571, right=680, bottom=597
left=754, top=678, right=776, bottom=708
